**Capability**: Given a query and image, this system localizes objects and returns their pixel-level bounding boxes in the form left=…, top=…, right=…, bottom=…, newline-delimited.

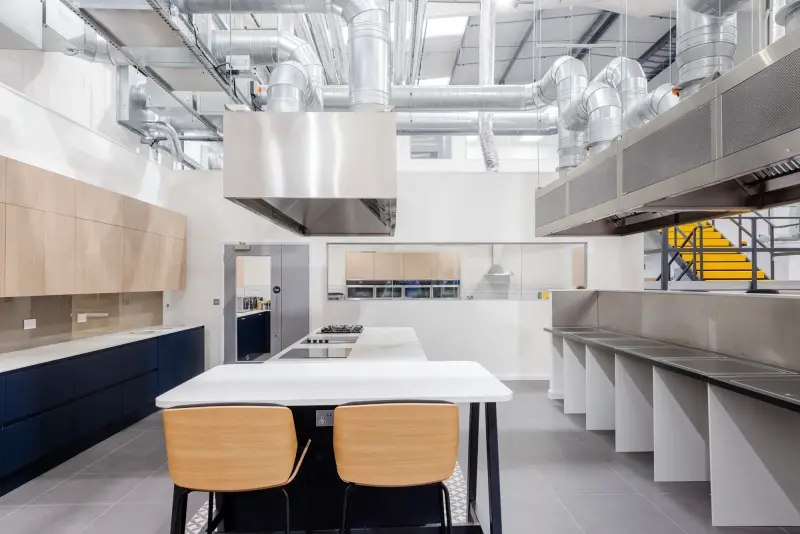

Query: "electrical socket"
left=23, top=319, right=36, bottom=330
left=315, top=410, right=334, bottom=427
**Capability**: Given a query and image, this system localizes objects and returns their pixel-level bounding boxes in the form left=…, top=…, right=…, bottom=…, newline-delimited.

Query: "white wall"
left=162, top=169, right=644, bottom=379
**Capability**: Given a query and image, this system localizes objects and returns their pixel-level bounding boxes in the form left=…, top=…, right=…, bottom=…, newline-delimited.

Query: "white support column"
left=563, top=339, right=587, bottom=414
left=585, top=345, right=615, bottom=430
left=549, top=334, right=565, bottom=400
left=709, top=385, right=800, bottom=526
left=614, top=353, right=654, bottom=452
left=653, top=367, right=709, bottom=482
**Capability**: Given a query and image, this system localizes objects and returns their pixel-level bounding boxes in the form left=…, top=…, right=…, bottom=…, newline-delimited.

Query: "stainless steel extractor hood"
left=223, top=112, right=397, bottom=236
left=535, top=30, right=800, bottom=236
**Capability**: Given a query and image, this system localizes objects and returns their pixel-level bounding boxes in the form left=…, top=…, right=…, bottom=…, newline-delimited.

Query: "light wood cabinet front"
left=402, top=252, right=438, bottom=280
left=346, top=252, right=375, bottom=280
left=123, top=229, right=161, bottom=292
left=436, top=252, right=461, bottom=280
left=75, top=219, right=123, bottom=294
left=75, top=181, right=124, bottom=226
left=5, top=205, right=45, bottom=297
left=5, top=160, right=75, bottom=216
left=0, top=157, right=6, bottom=202
left=374, top=253, right=404, bottom=280
left=44, top=213, right=76, bottom=295
left=159, top=236, right=186, bottom=291
left=122, top=197, right=155, bottom=233
left=0, top=204, right=5, bottom=297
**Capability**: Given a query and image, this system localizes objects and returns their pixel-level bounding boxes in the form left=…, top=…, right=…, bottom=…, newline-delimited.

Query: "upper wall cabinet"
left=6, top=160, right=75, bottom=217
left=1, top=157, right=187, bottom=296
left=346, top=252, right=375, bottom=280
left=374, top=253, right=404, bottom=280
left=403, top=252, right=438, bottom=280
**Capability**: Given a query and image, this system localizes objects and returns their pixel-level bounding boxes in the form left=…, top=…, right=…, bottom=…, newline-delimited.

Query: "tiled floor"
left=0, top=381, right=792, bottom=533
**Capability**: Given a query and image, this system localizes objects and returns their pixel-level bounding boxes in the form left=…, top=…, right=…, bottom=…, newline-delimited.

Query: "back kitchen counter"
left=0, top=325, right=205, bottom=496
left=157, top=326, right=511, bottom=534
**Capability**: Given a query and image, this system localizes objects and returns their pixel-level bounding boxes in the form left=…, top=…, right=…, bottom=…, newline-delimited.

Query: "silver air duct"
left=318, top=84, right=540, bottom=110
left=777, top=0, right=800, bottom=33
left=173, top=0, right=389, bottom=110
left=145, top=121, right=202, bottom=170
left=676, top=0, right=747, bottom=98
left=557, top=119, right=586, bottom=176
left=264, top=61, right=312, bottom=111
left=396, top=109, right=559, bottom=135
left=624, top=84, right=680, bottom=131
left=211, top=30, right=323, bottom=108
left=478, top=0, right=500, bottom=172
left=65, top=24, right=129, bottom=65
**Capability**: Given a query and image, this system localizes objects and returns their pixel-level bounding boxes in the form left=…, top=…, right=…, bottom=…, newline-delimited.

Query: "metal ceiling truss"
left=637, top=24, right=677, bottom=81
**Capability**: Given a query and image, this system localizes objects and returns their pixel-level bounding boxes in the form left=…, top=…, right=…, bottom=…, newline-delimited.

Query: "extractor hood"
left=224, top=112, right=397, bottom=236
left=535, top=30, right=800, bottom=237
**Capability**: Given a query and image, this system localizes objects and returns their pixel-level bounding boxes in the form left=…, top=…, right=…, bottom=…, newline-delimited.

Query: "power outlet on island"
left=23, top=319, right=36, bottom=330
left=315, top=410, right=334, bottom=427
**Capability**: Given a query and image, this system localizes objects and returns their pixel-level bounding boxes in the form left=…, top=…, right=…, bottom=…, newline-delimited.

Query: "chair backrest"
left=163, top=405, right=298, bottom=492
left=333, top=401, right=459, bottom=487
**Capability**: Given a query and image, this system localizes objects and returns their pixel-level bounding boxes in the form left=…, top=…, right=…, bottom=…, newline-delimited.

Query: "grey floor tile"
left=82, top=432, right=167, bottom=474
left=538, top=462, right=638, bottom=496
left=0, top=476, right=67, bottom=506
left=127, top=411, right=164, bottom=433
left=0, top=507, right=19, bottom=520
left=501, top=466, right=558, bottom=497
left=646, top=490, right=786, bottom=534
left=0, top=504, right=109, bottom=534
left=82, top=503, right=172, bottom=534
left=560, top=494, right=685, bottom=534
left=502, top=491, right=585, bottom=534
left=121, top=467, right=174, bottom=504
left=31, top=473, right=149, bottom=505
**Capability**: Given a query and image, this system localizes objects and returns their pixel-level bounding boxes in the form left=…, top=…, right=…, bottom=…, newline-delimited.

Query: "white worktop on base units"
left=157, top=327, right=512, bottom=407
left=268, top=326, right=426, bottom=363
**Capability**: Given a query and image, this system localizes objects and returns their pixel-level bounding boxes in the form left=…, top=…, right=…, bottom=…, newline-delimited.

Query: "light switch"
left=23, top=319, right=36, bottom=330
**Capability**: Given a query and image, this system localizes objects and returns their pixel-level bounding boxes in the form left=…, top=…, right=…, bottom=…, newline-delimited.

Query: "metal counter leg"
left=485, top=403, right=502, bottom=534
left=467, top=402, right=480, bottom=520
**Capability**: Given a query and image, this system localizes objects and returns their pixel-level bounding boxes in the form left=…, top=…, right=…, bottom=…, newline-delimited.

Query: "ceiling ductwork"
left=535, top=30, right=800, bottom=238
left=396, top=109, right=558, bottom=136
left=777, top=0, right=800, bottom=33
left=477, top=0, right=499, bottom=172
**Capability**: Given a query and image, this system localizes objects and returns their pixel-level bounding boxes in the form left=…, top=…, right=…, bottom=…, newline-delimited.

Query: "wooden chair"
left=333, top=401, right=459, bottom=534
left=163, top=405, right=310, bottom=534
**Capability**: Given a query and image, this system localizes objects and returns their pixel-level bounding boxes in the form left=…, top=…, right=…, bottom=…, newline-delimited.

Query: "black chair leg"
left=281, top=487, right=291, bottom=534
left=438, top=484, right=446, bottom=534
left=207, top=492, right=214, bottom=534
left=170, top=485, right=190, bottom=534
left=440, top=482, right=452, bottom=534
left=340, top=484, right=355, bottom=534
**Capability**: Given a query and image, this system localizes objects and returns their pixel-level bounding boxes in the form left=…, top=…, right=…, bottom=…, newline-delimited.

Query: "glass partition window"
left=327, top=243, right=587, bottom=301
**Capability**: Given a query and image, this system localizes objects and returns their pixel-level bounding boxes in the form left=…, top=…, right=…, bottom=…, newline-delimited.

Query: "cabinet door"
left=374, top=253, right=403, bottom=280
left=5, top=204, right=45, bottom=297
left=159, top=236, right=186, bottom=291
left=122, top=371, right=158, bottom=417
left=6, top=360, right=76, bottom=423
left=0, top=156, right=6, bottom=202
left=75, top=219, right=123, bottom=294
left=4, top=403, right=73, bottom=475
left=436, top=252, right=461, bottom=280
left=122, top=196, right=154, bottom=233
left=0, top=204, right=5, bottom=298
left=158, top=328, right=204, bottom=393
left=402, top=252, right=438, bottom=280
left=123, top=229, right=161, bottom=292
left=346, top=252, right=375, bottom=280
left=75, top=181, right=124, bottom=226
left=72, top=386, right=122, bottom=441
left=5, top=160, right=75, bottom=216
left=45, top=212, right=76, bottom=295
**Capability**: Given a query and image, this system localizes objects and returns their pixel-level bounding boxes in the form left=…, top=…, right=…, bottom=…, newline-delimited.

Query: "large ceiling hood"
left=223, top=112, right=397, bottom=236
left=535, top=30, right=800, bottom=237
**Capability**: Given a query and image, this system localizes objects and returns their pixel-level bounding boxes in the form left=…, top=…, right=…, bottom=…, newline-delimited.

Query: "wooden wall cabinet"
left=5, top=205, right=45, bottom=297
left=1, top=158, right=187, bottom=296
left=346, top=252, right=375, bottom=280
left=374, top=253, right=403, bottom=280
left=402, top=252, right=438, bottom=280
left=75, top=220, right=123, bottom=294
left=436, top=252, right=461, bottom=280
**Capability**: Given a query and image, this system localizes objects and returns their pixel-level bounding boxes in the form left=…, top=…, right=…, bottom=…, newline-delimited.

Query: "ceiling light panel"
left=425, top=16, right=469, bottom=38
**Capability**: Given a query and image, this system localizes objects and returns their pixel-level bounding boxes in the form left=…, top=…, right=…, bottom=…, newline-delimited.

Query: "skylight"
left=424, top=16, right=469, bottom=38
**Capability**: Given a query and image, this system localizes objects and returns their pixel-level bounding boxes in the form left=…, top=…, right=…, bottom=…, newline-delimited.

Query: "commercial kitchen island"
left=156, top=327, right=512, bottom=533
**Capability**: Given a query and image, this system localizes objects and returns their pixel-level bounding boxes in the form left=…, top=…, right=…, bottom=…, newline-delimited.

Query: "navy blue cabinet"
left=5, top=360, right=76, bottom=424
left=122, top=371, right=158, bottom=416
left=0, top=326, right=203, bottom=490
left=157, top=328, right=205, bottom=394
left=237, top=311, right=270, bottom=361
left=4, top=403, right=73, bottom=475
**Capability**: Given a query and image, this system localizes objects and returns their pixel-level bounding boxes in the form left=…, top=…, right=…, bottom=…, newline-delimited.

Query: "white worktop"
left=236, top=310, right=270, bottom=318
left=0, top=325, right=202, bottom=374
left=156, top=326, right=512, bottom=407
left=268, top=327, right=426, bottom=363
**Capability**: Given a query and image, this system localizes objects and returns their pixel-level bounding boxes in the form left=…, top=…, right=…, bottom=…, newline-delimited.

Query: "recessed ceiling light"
left=425, top=16, right=469, bottom=38
left=418, top=77, right=451, bottom=86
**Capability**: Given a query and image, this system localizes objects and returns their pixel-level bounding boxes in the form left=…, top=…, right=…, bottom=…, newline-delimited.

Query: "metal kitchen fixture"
left=535, top=29, right=800, bottom=237
left=223, top=111, right=397, bottom=236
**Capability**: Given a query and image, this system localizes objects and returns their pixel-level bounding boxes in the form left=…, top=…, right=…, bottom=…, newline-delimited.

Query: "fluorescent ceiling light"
left=418, top=77, right=451, bottom=86
left=521, top=136, right=542, bottom=143
left=425, top=16, right=469, bottom=38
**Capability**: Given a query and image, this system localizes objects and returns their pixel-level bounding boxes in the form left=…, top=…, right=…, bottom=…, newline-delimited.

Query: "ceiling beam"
left=637, top=25, right=677, bottom=81
left=573, top=11, right=619, bottom=60
left=498, top=11, right=539, bottom=85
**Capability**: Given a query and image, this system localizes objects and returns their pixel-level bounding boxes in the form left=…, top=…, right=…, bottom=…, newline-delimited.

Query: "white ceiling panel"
left=420, top=51, right=459, bottom=78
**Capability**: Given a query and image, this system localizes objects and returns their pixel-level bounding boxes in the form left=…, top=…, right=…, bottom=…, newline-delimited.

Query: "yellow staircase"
left=660, top=222, right=767, bottom=281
